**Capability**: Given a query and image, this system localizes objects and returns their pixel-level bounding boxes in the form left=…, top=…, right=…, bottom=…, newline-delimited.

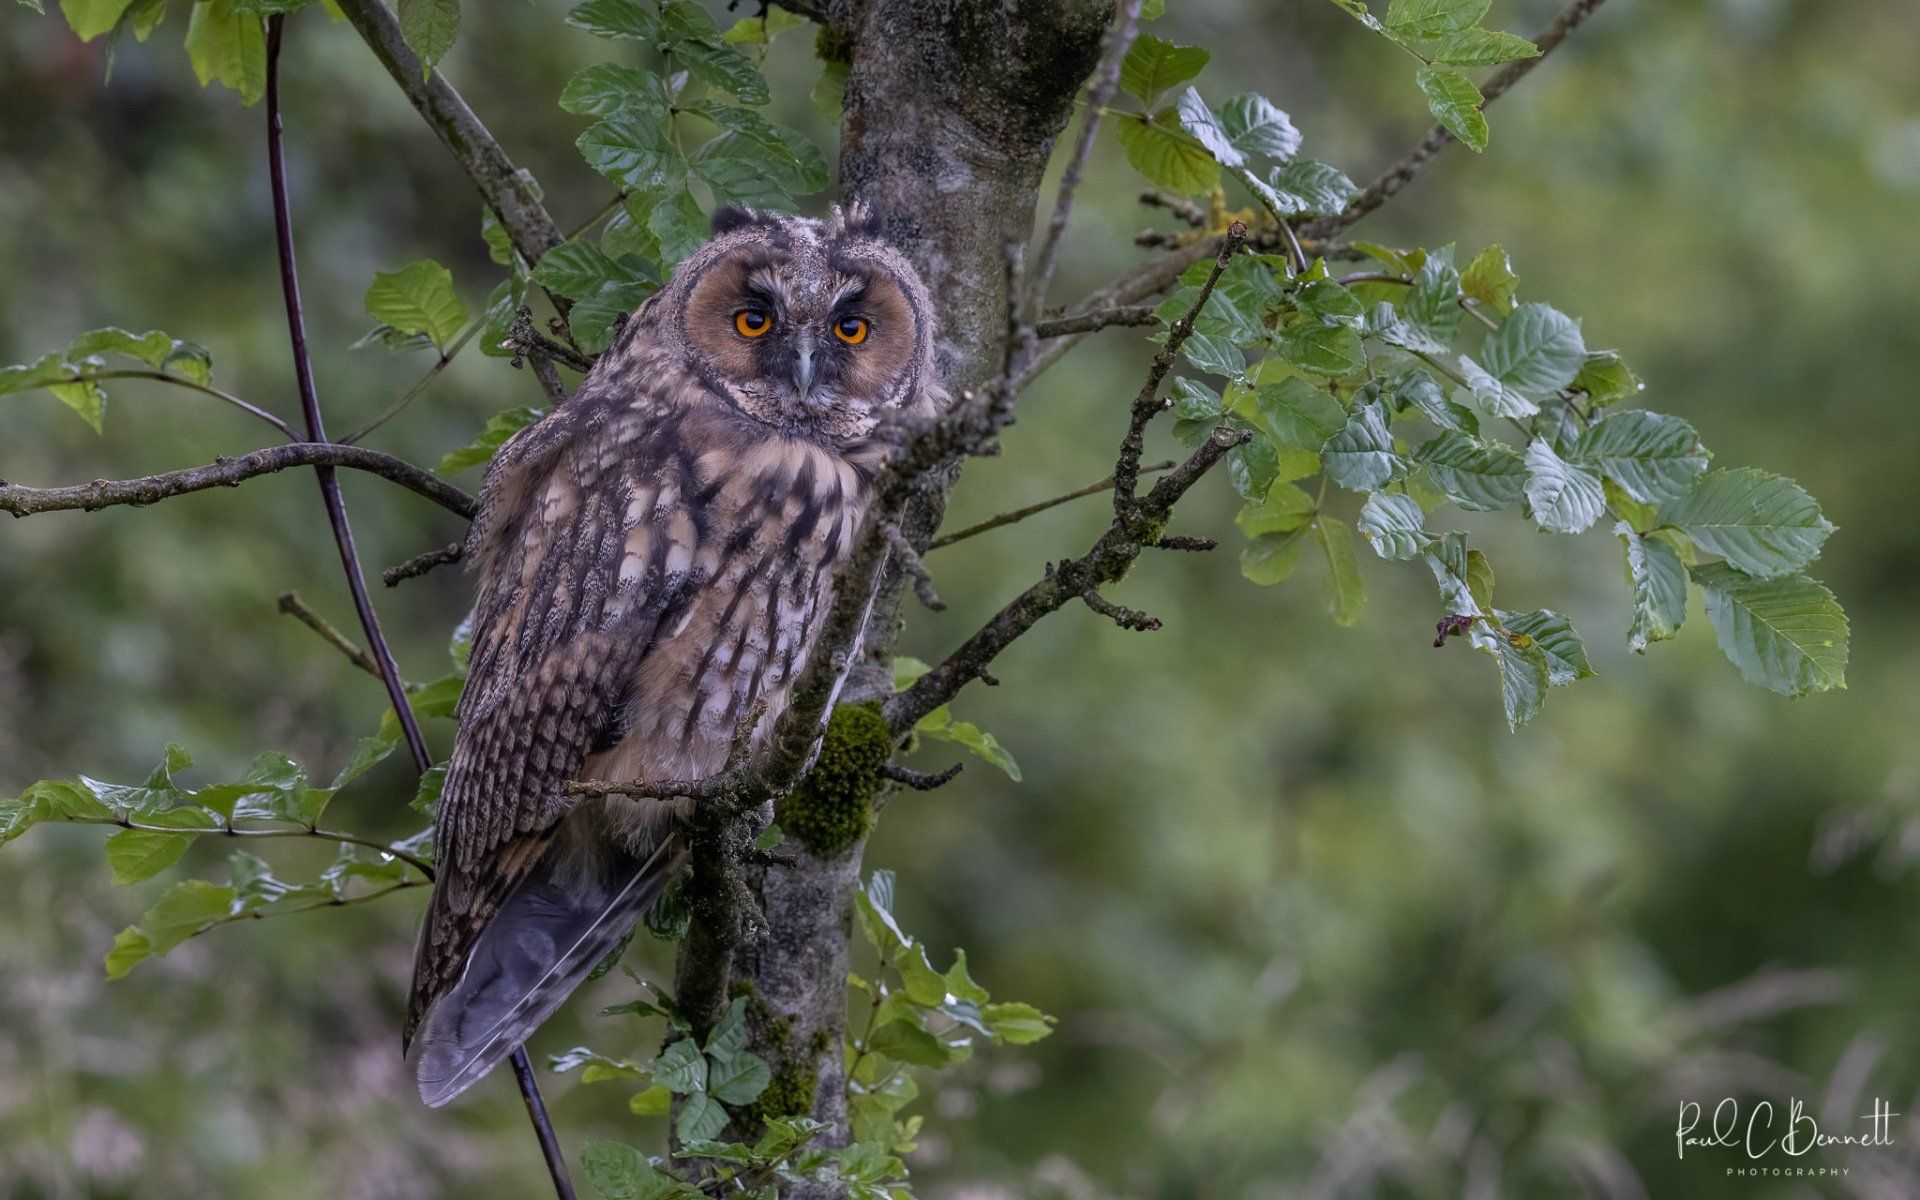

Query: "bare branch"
left=1300, top=0, right=1614, bottom=242
left=1081, top=588, right=1162, bottom=631
left=0, top=429, right=478, bottom=520
left=881, top=762, right=963, bottom=791
left=1025, top=0, right=1145, bottom=320
left=506, top=307, right=596, bottom=375
left=928, top=461, right=1173, bottom=551
left=1033, top=305, right=1161, bottom=339
left=384, top=541, right=466, bottom=587
left=88, top=369, right=297, bottom=439
left=1154, top=535, right=1217, bottom=552
left=339, top=319, right=481, bottom=445
left=1139, top=189, right=1208, bottom=228
left=329, top=0, right=568, bottom=297
left=277, top=592, right=382, bottom=678
left=881, top=522, right=945, bottom=611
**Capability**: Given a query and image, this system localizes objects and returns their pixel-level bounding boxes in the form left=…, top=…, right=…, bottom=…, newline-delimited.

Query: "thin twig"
left=1300, top=0, right=1613, bottom=242
left=882, top=522, right=944, bottom=611
left=1139, top=189, right=1208, bottom=227
left=1032, top=306, right=1161, bottom=339
left=277, top=592, right=381, bottom=678
left=384, top=542, right=466, bottom=587
left=1025, top=0, right=1144, bottom=321
left=927, top=461, right=1173, bottom=551
left=881, top=762, right=963, bottom=791
left=88, top=370, right=297, bottom=439
left=339, top=319, right=482, bottom=445
left=264, top=22, right=573, bottom=1200
left=0, top=442, right=477, bottom=520
left=1081, top=588, right=1162, bottom=631
left=506, top=308, right=596, bottom=374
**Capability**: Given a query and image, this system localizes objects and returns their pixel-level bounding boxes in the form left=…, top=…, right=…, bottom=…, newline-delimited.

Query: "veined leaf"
left=1428, top=26, right=1537, bottom=66
left=1496, top=608, right=1593, bottom=686
left=1574, top=410, right=1708, bottom=504
left=183, top=0, right=267, bottom=104
left=1357, top=492, right=1432, bottom=561
left=1524, top=440, right=1605, bottom=534
left=1657, top=467, right=1833, bottom=578
left=1321, top=396, right=1407, bottom=491
left=1460, top=244, right=1518, bottom=313
left=1617, top=522, right=1687, bottom=653
left=1315, top=517, right=1365, bottom=626
left=1403, top=243, right=1460, bottom=347
left=1692, top=562, right=1848, bottom=696
left=566, top=0, right=661, bottom=40
left=1115, top=113, right=1219, bottom=194
left=398, top=0, right=459, bottom=77
left=1253, top=158, right=1361, bottom=217
left=1413, top=430, right=1524, bottom=511
left=1415, top=66, right=1487, bottom=152
left=1479, top=302, right=1586, bottom=398
left=1385, top=0, right=1488, bottom=39
left=1119, top=33, right=1209, bottom=104
left=558, top=63, right=670, bottom=116
left=440, top=405, right=545, bottom=475
left=365, top=261, right=467, bottom=351
left=1251, top=377, right=1346, bottom=450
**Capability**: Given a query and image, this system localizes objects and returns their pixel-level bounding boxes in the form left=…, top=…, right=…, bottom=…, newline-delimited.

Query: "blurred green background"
left=4, top=0, right=1918, bottom=1196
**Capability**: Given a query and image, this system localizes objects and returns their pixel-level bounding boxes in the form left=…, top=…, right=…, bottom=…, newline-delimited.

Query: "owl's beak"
left=791, top=340, right=817, bottom=399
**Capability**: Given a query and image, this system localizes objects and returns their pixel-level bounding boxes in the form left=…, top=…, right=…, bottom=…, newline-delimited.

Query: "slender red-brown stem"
left=262, top=17, right=574, bottom=1199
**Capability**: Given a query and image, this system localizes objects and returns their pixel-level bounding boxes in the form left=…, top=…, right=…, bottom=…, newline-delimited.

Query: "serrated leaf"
left=530, top=239, right=651, bottom=303
left=579, top=1141, right=682, bottom=1200
left=68, top=327, right=172, bottom=366
left=644, top=189, right=707, bottom=267
left=1119, top=33, right=1209, bottom=104
left=1524, top=439, right=1605, bottom=534
left=560, top=64, right=670, bottom=117
left=1236, top=479, right=1315, bottom=538
left=1460, top=245, right=1518, bottom=313
left=437, top=405, right=544, bottom=474
left=105, top=828, right=194, bottom=885
left=723, top=7, right=803, bottom=42
left=109, top=878, right=237, bottom=976
left=1481, top=302, right=1586, bottom=397
left=1457, top=356, right=1535, bottom=418
left=566, top=0, right=660, bottom=40
left=1428, top=26, right=1537, bottom=66
left=1657, top=468, right=1833, bottom=579
left=1388, top=367, right=1476, bottom=433
left=49, top=377, right=106, bottom=433
left=1315, top=517, right=1365, bottom=626
left=1115, top=113, right=1219, bottom=194
left=1485, top=629, right=1550, bottom=729
left=59, top=0, right=135, bottom=38
left=982, top=1001, right=1054, bottom=1044
left=1251, top=377, right=1346, bottom=450
left=1496, top=608, right=1593, bottom=685
left=1574, top=410, right=1708, bottom=504
left=1216, top=92, right=1301, bottom=161
left=673, top=38, right=769, bottom=105
left=915, top=712, right=1020, bottom=781
left=183, top=0, right=267, bottom=105
left=579, top=111, right=687, bottom=193
left=1692, top=563, right=1847, bottom=696
left=652, top=1037, right=707, bottom=1094
left=1413, top=430, right=1524, bottom=511
left=1357, top=492, right=1432, bottom=560
left=1278, top=320, right=1363, bottom=377
left=1425, top=531, right=1485, bottom=616
left=707, top=1049, right=771, bottom=1105
left=1321, top=396, right=1407, bottom=491
left=867, top=1018, right=954, bottom=1067
left=1240, top=526, right=1309, bottom=585
left=1573, top=349, right=1642, bottom=405
left=1255, top=158, right=1361, bottom=217
left=1226, top=429, right=1280, bottom=501
left=398, top=0, right=458, bottom=76
left=1616, top=522, right=1687, bottom=652
left=1385, top=0, right=1488, bottom=39
left=1415, top=66, right=1487, bottom=152
left=1403, top=244, right=1460, bottom=346
left=365, top=261, right=468, bottom=351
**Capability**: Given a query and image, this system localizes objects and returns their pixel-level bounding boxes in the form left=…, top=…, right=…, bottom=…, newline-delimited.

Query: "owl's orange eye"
left=734, top=308, right=772, bottom=338
left=834, top=316, right=869, bottom=345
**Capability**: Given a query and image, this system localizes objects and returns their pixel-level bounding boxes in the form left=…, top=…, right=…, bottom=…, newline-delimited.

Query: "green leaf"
left=1459, top=245, right=1518, bottom=313
left=1403, top=244, right=1460, bottom=346
left=438, top=405, right=544, bottom=474
left=1573, top=349, right=1643, bottom=405
left=1384, top=0, right=1488, bottom=38
left=1657, top=467, right=1834, bottom=579
left=68, top=327, right=172, bottom=366
left=628, top=1084, right=672, bottom=1115
left=1174, top=88, right=1241, bottom=167
left=1574, top=410, right=1708, bottom=504
left=566, top=0, right=661, bottom=40
left=651, top=1038, right=707, bottom=1094
left=723, top=7, right=804, bottom=42
left=867, top=1018, right=954, bottom=1067
left=673, top=39, right=770, bottom=105
left=1326, top=0, right=1386, bottom=35
left=1497, top=608, right=1593, bottom=686
left=1115, top=113, right=1220, bottom=194
left=1251, top=377, right=1346, bottom=450
left=550, top=1046, right=648, bottom=1081
left=1255, top=158, right=1361, bottom=217
left=1215, top=92, right=1301, bottom=161
left=183, top=0, right=267, bottom=105
left=579, top=1142, right=686, bottom=1200
left=1425, top=531, right=1486, bottom=615
left=1413, top=430, right=1525, bottom=511
left=1388, top=367, right=1476, bottom=433
left=107, top=878, right=237, bottom=977
left=531, top=239, right=652, bottom=303
left=689, top=130, right=821, bottom=210
left=1356, top=492, right=1432, bottom=561
left=1692, top=563, right=1848, bottom=696
left=410, top=764, right=447, bottom=819
left=1236, top=479, right=1314, bottom=538
left=480, top=276, right=526, bottom=358
left=1415, top=66, right=1487, bottom=152
left=560, top=64, right=671, bottom=117
left=1479, top=302, right=1586, bottom=398
left=982, top=1001, right=1054, bottom=1044
left=50, top=377, right=106, bottom=433
left=1523, top=439, right=1605, bottom=534
left=706, top=1049, right=770, bottom=1105
left=915, top=711, right=1020, bottom=781
left=1429, top=26, right=1538, bottom=66
left=1485, top=629, right=1550, bottom=730
left=645, top=189, right=708, bottom=267
left=1277, top=320, right=1363, bottom=376
left=1240, top=526, right=1310, bottom=585
left=1321, top=396, right=1407, bottom=491
left=1315, top=517, right=1365, bottom=626
left=104, top=828, right=194, bottom=885
left=398, top=0, right=459, bottom=77
left=1616, top=523, right=1687, bottom=653
left=579, top=111, right=687, bottom=193
left=1226, top=430, right=1280, bottom=501
left=58, top=0, right=135, bottom=38
left=365, top=261, right=468, bottom=351
left=1119, top=33, right=1209, bottom=104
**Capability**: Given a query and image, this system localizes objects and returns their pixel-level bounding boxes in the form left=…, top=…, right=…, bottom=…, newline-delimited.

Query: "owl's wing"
left=405, top=383, right=714, bottom=1053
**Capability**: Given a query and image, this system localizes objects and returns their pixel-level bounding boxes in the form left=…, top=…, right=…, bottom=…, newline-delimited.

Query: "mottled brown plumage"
left=406, top=205, right=944, bottom=1106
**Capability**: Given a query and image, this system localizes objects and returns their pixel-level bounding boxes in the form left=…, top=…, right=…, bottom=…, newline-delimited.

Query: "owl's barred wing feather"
left=405, top=379, right=715, bottom=1051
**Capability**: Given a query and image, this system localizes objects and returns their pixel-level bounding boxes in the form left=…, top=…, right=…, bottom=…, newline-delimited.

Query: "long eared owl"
left=406, top=204, right=945, bottom=1106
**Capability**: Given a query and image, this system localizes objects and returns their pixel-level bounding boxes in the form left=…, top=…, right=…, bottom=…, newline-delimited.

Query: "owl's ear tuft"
left=837, top=201, right=887, bottom=240
left=709, top=205, right=760, bottom=236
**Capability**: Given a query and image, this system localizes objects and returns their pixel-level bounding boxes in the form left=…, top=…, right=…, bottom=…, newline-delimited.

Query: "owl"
left=405, top=205, right=945, bottom=1107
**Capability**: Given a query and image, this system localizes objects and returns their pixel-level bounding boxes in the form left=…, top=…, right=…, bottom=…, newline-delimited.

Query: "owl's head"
left=657, top=204, right=944, bottom=443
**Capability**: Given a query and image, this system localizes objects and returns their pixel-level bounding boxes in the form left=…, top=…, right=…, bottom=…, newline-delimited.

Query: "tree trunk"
left=674, top=0, right=1113, bottom=1177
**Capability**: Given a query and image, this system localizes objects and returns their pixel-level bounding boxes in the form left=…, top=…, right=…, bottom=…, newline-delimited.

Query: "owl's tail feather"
left=410, top=832, right=678, bottom=1108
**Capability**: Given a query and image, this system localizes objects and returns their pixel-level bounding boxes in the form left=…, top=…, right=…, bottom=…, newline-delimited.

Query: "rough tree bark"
left=703, top=0, right=1114, bottom=1165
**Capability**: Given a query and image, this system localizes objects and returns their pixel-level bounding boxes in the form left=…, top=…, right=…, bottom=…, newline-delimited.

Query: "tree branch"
left=1025, top=0, right=1144, bottom=320
left=277, top=591, right=382, bottom=678
left=329, top=0, right=568, bottom=287
left=927, top=461, right=1172, bottom=551
left=1032, top=305, right=1161, bottom=339
left=384, top=541, right=466, bottom=587
left=88, top=369, right=297, bottom=439
left=1300, top=0, right=1613, bottom=241
left=265, top=18, right=570, bottom=1197
left=0, top=442, right=477, bottom=520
